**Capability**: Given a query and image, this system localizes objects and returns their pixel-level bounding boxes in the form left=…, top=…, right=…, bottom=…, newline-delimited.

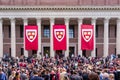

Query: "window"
left=115, top=25, right=116, bottom=37
left=96, top=25, right=98, bottom=38
left=43, top=25, right=50, bottom=38
left=20, top=25, right=23, bottom=38
left=109, top=26, right=111, bottom=38
left=96, top=48, right=97, bottom=57
left=9, top=48, right=11, bottom=57
left=21, top=48, right=24, bottom=56
left=109, top=25, right=116, bottom=38
left=69, top=25, right=74, bottom=38
left=9, top=25, right=11, bottom=38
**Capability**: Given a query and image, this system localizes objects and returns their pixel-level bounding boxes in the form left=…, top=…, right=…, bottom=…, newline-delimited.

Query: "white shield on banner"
left=82, top=29, right=93, bottom=42
left=54, top=29, right=65, bottom=42
left=26, top=29, right=37, bottom=42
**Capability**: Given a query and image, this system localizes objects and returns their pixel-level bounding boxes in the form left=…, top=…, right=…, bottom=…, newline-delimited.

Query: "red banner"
left=53, top=25, right=66, bottom=50
left=25, top=25, right=38, bottom=50
left=81, top=25, right=94, bottom=50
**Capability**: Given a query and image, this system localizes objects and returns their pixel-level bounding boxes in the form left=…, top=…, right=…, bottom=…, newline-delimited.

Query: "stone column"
left=0, top=19, right=3, bottom=59
left=65, top=18, right=69, bottom=57
left=37, top=18, right=42, bottom=58
left=23, top=18, right=28, bottom=57
left=91, top=18, right=96, bottom=57
left=78, top=18, right=83, bottom=57
left=11, top=18, right=16, bottom=57
left=50, top=18, right=55, bottom=57
left=116, top=19, right=120, bottom=55
left=103, top=18, right=109, bottom=57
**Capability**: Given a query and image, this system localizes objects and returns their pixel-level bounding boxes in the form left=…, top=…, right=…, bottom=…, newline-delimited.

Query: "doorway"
left=55, top=50, right=63, bottom=59
left=43, top=47, right=50, bottom=58
left=32, top=50, right=37, bottom=57
left=82, top=50, right=86, bottom=57
left=69, top=47, right=75, bottom=58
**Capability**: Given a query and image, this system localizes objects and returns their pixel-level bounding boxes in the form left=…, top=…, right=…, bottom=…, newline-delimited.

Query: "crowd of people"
left=0, top=54, right=120, bottom=80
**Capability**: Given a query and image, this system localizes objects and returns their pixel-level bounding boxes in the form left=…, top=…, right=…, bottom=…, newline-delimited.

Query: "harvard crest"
left=26, top=29, right=37, bottom=42
left=82, top=29, right=93, bottom=42
left=54, top=29, right=65, bottom=42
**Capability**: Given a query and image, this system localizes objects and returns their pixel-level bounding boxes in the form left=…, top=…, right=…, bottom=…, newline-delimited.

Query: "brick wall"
left=0, top=0, right=120, bottom=6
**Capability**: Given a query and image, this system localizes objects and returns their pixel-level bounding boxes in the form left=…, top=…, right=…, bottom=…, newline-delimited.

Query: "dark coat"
left=70, top=74, right=83, bottom=80
left=30, top=76, right=44, bottom=80
left=114, top=70, right=120, bottom=80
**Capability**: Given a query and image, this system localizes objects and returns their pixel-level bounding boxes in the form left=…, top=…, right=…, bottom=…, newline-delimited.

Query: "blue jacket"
left=0, top=72, right=7, bottom=80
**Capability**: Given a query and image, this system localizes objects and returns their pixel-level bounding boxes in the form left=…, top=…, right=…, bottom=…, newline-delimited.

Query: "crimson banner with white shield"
left=81, top=25, right=94, bottom=50
left=25, top=25, right=38, bottom=50
left=53, top=25, right=66, bottom=50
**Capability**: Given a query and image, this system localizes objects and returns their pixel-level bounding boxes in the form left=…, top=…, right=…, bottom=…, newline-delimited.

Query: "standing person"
left=88, top=72, right=99, bottom=80
left=0, top=67, right=7, bottom=80
left=9, top=71, right=16, bottom=80
left=82, top=70, right=89, bottom=80
left=70, top=70, right=83, bottom=80
left=114, top=66, right=120, bottom=80
left=50, top=70, right=56, bottom=80
left=20, top=69, right=28, bottom=80
left=30, top=70, right=44, bottom=80
left=109, top=74, right=114, bottom=80
left=60, top=68, right=69, bottom=80
left=13, top=72, right=21, bottom=80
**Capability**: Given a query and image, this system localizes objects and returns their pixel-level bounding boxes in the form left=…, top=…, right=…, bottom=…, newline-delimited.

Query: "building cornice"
left=0, top=6, right=120, bottom=10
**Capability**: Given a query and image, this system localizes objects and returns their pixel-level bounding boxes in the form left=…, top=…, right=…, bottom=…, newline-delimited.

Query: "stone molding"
left=0, top=6, right=120, bottom=10
left=0, top=6, right=120, bottom=21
